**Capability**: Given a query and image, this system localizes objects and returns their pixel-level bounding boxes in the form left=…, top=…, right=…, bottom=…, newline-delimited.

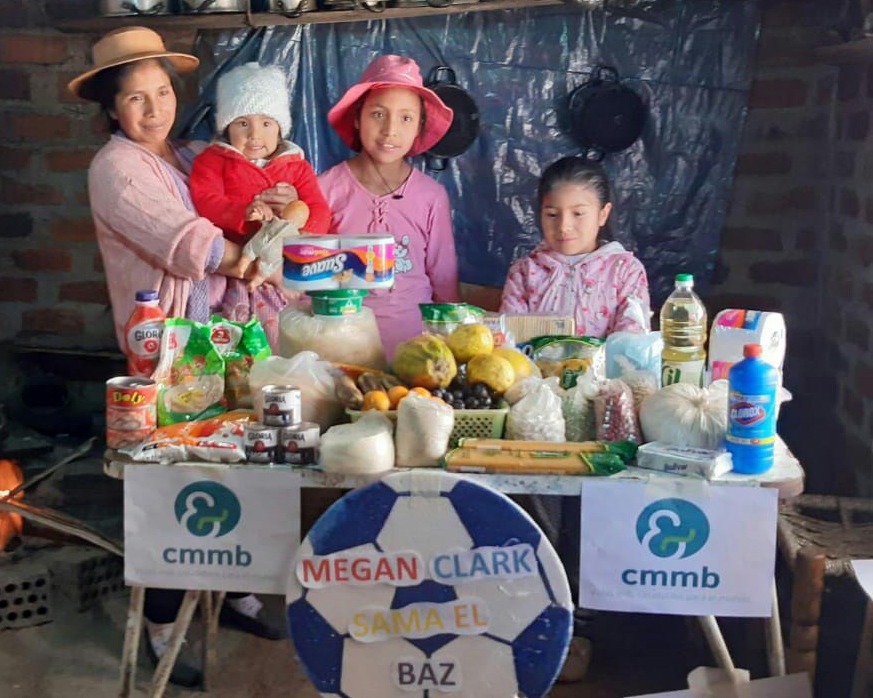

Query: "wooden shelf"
left=816, top=37, right=873, bottom=65
left=56, top=0, right=565, bottom=33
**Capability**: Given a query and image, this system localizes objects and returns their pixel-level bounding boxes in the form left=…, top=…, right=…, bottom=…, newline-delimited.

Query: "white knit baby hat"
left=215, top=62, right=292, bottom=137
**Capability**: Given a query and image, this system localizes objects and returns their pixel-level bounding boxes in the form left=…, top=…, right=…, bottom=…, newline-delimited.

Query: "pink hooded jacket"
left=500, top=241, right=651, bottom=338
left=88, top=135, right=224, bottom=348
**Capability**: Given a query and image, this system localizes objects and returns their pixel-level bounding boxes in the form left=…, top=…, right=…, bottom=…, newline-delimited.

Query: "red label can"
left=106, top=376, right=157, bottom=449
left=279, top=422, right=320, bottom=465
left=260, top=385, right=302, bottom=427
left=244, top=422, right=279, bottom=464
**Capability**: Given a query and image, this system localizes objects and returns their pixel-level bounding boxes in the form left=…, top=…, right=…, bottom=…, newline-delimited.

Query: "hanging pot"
left=178, top=0, right=249, bottom=13
left=98, top=0, right=171, bottom=15
left=424, top=66, right=480, bottom=172
left=567, top=65, right=645, bottom=162
left=263, top=0, right=317, bottom=14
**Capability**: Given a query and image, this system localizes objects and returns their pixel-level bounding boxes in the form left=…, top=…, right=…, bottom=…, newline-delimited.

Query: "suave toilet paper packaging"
left=708, top=309, right=786, bottom=381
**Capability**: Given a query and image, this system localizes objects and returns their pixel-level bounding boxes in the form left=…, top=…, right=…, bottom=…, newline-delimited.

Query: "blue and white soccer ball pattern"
left=286, top=471, right=574, bottom=698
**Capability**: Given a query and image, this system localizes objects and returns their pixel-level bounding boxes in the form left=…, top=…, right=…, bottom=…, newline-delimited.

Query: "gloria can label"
left=105, top=376, right=157, bottom=450
left=279, top=422, right=320, bottom=465
left=338, top=235, right=395, bottom=289
left=244, top=422, right=279, bottom=464
left=261, top=385, right=302, bottom=427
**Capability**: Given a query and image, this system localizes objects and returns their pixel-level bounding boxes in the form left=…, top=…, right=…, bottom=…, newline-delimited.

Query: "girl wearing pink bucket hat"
left=319, top=54, right=461, bottom=359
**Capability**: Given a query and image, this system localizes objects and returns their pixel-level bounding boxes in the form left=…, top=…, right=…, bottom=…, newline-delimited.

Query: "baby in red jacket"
left=190, top=62, right=331, bottom=283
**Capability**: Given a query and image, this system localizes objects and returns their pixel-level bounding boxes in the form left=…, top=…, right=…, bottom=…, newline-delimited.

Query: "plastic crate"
left=347, top=406, right=508, bottom=448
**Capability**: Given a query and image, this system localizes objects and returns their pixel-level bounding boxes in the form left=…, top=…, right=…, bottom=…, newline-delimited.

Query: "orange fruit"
left=410, top=386, right=431, bottom=398
left=361, top=390, right=391, bottom=412
left=387, top=385, right=410, bottom=409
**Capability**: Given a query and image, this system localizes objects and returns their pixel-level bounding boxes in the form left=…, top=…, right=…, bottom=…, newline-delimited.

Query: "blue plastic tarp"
left=182, top=0, right=761, bottom=306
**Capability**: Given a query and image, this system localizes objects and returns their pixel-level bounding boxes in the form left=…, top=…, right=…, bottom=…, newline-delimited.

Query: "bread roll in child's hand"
left=281, top=199, right=310, bottom=228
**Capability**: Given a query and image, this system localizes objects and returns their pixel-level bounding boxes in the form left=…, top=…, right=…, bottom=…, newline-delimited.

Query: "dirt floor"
left=0, top=582, right=721, bottom=698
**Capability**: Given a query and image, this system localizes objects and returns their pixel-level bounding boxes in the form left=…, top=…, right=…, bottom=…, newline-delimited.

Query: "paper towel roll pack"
left=708, top=309, right=786, bottom=381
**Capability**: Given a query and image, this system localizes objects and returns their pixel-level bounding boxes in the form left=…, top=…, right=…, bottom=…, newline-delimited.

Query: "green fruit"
left=392, top=334, right=458, bottom=390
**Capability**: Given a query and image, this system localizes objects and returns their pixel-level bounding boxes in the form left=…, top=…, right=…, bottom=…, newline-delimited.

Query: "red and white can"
left=278, top=422, right=320, bottom=465
left=260, top=385, right=302, bottom=427
left=244, top=422, right=279, bottom=464
left=106, top=376, right=157, bottom=449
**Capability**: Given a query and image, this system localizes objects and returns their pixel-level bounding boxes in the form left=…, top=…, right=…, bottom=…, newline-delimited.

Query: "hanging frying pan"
left=567, top=66, right=645, bottom=162
left=424, top=66, right=480, bottom=172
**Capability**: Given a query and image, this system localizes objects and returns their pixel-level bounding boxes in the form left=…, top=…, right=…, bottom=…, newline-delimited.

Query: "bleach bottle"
left=725, top=343, right=779, bottom=474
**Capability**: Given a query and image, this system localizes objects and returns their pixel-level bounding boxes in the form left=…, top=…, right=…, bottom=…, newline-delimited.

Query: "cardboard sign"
left=285, top=470, right=574, bottom=698
left=124, top=463, right=301, bottom=594
left=580, top=479, right=778, bottom=617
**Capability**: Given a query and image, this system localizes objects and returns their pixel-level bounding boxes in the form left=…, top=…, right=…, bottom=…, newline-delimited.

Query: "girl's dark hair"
left=88, top=57, right=181, bottom=132
left=537, top=156, right=612, bottom=209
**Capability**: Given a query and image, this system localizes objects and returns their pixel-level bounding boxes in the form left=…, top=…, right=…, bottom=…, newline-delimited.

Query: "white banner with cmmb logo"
left=579, top=479, right=778, bottom=617
left=124, top=463, right=301, bottom=594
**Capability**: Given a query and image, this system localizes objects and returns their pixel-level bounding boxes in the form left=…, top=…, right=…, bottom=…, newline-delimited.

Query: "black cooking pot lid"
left=428, top=85, right=480, bottom=158
left=571, top=86, right=645, bottom=153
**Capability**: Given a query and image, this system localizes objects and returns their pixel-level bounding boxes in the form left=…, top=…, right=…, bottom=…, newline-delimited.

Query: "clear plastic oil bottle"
left=660, top=273, right=707, bottom=387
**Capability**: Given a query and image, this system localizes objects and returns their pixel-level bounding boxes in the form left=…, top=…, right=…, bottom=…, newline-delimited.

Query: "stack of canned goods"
left=244, top=385, right=321, bottom=465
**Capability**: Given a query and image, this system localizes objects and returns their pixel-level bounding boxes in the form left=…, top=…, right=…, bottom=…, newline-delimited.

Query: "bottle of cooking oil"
left=660, top=273, right=707, bottom=387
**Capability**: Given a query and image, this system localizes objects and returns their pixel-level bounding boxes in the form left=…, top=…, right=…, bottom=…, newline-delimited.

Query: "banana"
left=335, top=373, right=364, bottom=410
left=356, top=372, right=384, bottom=394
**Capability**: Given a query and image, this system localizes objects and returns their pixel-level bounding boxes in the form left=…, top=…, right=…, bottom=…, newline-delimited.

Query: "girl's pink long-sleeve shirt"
left=500, top=241, right=651, bottom=338
left=318, top=162, right=459, bottom=359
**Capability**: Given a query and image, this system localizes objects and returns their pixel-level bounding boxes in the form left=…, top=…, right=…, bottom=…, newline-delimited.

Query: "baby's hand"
left=245, top=258, right=268, bottom=292
left=246, top=200, right=274, bottom=222
left=256, top=182, right=298, bottom=216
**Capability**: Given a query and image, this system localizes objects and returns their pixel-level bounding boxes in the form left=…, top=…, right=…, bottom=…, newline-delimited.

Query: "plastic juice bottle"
left=726, top=343, right=779, bottom=474
left=124, top=290, right=166, bottom=378
left=660, top=273, right=707, bottom=387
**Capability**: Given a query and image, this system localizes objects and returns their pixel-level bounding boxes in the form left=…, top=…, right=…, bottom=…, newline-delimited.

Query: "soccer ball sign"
left=286, top=470, right=573, bottom=698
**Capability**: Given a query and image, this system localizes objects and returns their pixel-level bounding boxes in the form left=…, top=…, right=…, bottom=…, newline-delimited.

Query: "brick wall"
left=710, top=0, right=871, bottom=494
left=0, top=1, right=197, bottom=345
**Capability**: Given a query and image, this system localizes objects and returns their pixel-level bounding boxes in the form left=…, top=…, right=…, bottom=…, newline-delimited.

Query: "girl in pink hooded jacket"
left=500, top=156, right=650, bottom=337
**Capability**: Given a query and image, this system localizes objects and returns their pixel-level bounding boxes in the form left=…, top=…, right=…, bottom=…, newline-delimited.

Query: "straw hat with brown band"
left=67, top=26, right=199, bottom=102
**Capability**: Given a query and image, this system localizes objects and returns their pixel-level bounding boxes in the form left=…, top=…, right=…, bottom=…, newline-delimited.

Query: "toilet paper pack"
left=708, top=309, right=786, bottom=381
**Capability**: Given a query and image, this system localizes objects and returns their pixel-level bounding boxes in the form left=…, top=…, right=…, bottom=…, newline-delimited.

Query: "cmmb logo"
left=174, top=481, right=241, bottom=538
left=164, top=481, right=251, bottom=568
left=635, top=498, right=709, bottom=559
left=622, top=497, right=719, bottom=589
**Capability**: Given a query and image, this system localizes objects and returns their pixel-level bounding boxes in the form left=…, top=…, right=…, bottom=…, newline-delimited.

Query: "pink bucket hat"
left=327, top=55, right=454, bottom=157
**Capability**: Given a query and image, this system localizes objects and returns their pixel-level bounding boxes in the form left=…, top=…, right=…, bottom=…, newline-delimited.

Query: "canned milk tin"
left=105, top=376, right=157, bottom=449
left=244, top=422, right=279, bottom=464
left=338, top=235, right=395, bottom=290
left=279, top=422, right=320, bottom=465
left=260, top=385, right=302, bottom=427
left=283, top=235, right=342, bottom=291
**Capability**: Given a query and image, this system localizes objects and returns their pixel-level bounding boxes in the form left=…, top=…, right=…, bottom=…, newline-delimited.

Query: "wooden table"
left=105, top=437, right=804, bottom=697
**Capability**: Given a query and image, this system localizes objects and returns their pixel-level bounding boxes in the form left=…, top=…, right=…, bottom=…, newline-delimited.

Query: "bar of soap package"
left=636, top=441, right=733, bottom=479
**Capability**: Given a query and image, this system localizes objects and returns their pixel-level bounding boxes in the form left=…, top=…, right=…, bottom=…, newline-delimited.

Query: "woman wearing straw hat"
left=68, top=26, right=299, bottom=351
left=68, top=26, right=291, bottom=688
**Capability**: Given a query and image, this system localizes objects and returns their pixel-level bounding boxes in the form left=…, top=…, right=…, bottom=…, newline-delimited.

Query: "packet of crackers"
left=209, top=316, right=271, bottom=410
left=153, top=317, right=226, bottom=426
left=120, top=409, right=256, bottom=463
